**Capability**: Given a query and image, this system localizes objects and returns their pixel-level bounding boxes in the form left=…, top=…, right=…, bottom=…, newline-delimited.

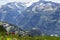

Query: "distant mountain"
left=18, top=0, right=60, bottom=36
left=0, top=0, right=60, bottom=36
left=0, top=2, right=27, bottom=26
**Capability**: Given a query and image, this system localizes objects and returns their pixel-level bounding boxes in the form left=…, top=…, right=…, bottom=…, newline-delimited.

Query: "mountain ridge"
left=0, top=0, right=60, bottom=36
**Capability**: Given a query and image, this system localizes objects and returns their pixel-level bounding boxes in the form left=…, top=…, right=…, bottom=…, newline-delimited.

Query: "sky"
left=0, top=0, right=39, bottom=6
left=0, top=0, right=60, bottom=6
left=45, top=0, right=60, bottom=3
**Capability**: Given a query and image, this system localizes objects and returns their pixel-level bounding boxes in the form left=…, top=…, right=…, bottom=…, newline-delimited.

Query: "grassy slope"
left=0, top=34, right=60, bottom=40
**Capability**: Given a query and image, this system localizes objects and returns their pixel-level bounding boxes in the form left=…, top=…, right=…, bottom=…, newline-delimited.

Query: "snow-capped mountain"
left=0, top=2, right=28, bottom=35
left=0, top=2, right=27, bottom=26
left=0, top=0, right=60, bottom=36
left=18, top=0, right=60, bottom=36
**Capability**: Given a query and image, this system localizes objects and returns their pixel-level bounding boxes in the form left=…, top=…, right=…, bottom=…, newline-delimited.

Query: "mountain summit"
left=0, top=2, right=27, bottom=25
left=19, top=0, right=60, bottom=36
left=0, top=0, right=60, bottom=36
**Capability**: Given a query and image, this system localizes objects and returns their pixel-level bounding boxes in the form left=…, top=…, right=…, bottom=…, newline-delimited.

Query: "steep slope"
left=18, top=0, right=60, bottom=36
left=0, top=2, right=27, bottom=26
left=0, top=0, right=60, bottom=36
left=2, top=22, right=25, bottom=35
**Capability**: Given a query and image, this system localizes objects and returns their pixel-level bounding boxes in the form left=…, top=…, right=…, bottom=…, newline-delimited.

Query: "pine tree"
left=0, top=25, right=7, bottom=32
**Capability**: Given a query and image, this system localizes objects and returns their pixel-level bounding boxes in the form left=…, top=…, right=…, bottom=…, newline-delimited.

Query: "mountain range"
left=0, top=0, right=60, bottom=36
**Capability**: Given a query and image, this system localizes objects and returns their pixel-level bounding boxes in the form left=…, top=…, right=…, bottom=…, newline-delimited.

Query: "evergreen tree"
left=0, top=25, right=6, bottom=32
